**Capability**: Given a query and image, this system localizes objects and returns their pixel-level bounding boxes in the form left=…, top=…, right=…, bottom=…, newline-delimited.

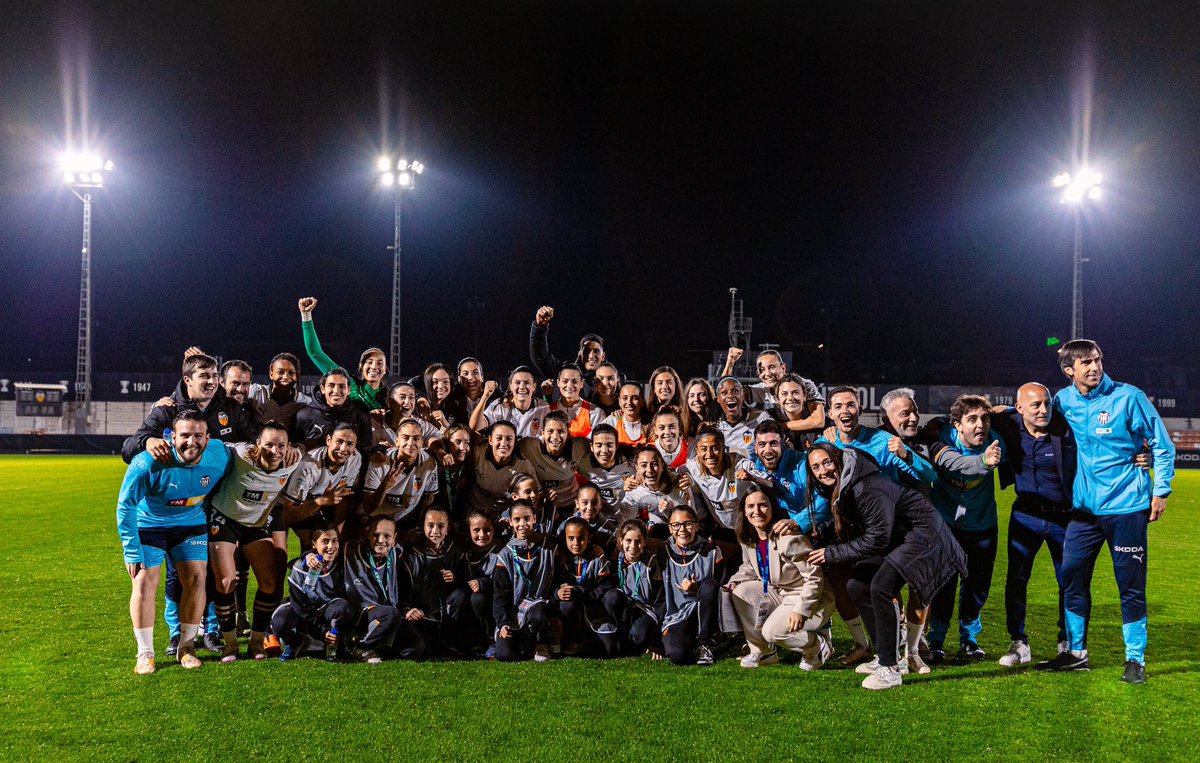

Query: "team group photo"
left=3, top=2, right=1199, bottom=760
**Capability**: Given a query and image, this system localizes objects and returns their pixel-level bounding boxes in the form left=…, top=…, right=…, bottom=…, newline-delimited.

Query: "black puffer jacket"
left=122, top=381, right=258, bottom=463
left=822, top=449, right=968, bottom=603
left=292, top=388, right=375, bottom=455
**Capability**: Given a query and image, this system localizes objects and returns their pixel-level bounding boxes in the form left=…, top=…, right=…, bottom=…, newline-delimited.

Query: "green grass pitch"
left=1, top=455, right=1197, bottom=761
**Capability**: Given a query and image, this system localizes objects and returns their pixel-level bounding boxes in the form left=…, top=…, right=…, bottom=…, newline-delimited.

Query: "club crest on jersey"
left=414, top=478, right=423, bottom=490
left=201, top=476, right=212, bottom=487
left=218, top=412, right=229, bottom=427
left=1098, top=411, right=1110, bottom=425
left=743, top=432, right=753, bottom=445
left=280, top=476, right=288, bottom=485
left=728, top=483, right=737, bottom=495
left=337, top=479, right=348, bottom=489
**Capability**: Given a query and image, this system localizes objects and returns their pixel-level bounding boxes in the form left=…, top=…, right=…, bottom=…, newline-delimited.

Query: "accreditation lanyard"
left=756, top=540, right=771, bottom=596
left=618, top=553, right=644, bottom=601
left=370, top=553, right=392, bottom=594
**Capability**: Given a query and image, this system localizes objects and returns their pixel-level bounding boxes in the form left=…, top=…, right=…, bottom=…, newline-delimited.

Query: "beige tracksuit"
left=728, top=533, right=835, bottom=657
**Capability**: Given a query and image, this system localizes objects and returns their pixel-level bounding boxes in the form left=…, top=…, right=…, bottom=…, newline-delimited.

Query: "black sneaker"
left=1121, top=660, right=1146, bottom=684
left=202, top=631, right=223, bottom=653
left=928, top=642, right=946, bottom=665
left=696, top=644, right=715, bottom=666
left=961, top=641, right=986, bottom=660
left=1034, top=651, right=1090, bottom=672
left=165, top=636, right=180, bottom=657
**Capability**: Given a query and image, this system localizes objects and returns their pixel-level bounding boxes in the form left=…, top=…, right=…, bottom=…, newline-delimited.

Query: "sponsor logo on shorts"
left=242, top=489, right=264, bottom=501
left=188, top=536, right=207, bottom=546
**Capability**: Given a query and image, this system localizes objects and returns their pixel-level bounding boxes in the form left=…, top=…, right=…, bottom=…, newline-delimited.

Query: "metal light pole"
left=62, top=153, right=113, bottom=434
left=1053, top=169, right=1102, bottom=340
left=377, top=156, right=424, bottom=378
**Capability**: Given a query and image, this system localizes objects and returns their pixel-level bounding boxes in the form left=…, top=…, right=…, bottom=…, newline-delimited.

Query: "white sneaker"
left=533, top=645, right=552, bottom=662
left=862, top=664, right=903, bottom=690
left=907, top=652, right=932, bottom=675
left=999, top=640, right=1032, bottom=667
left=855, top=655, right=908, bottom=675
left=799, top=638, right=834, bottom=672
left=740, top=649, right=780, bottom=668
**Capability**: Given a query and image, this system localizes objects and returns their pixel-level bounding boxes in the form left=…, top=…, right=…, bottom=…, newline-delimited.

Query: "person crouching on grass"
left=554, top=518, right=618, bottom=658
left=603, top=519, right=665, bottom=659
left=272, top=522, right=352, bottom=662
left=493, top=500, right=563, bottom=662
left=656, top=506, right=722, bottom=666
left=727, top=488, right=834, bottom=670
left=804, top=443, right=967, bottom=690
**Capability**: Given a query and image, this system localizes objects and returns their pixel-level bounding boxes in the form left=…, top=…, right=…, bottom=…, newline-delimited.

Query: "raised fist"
left=535, top=306, right=555, bottom=326
left=298, top=297, right=318, bottom=314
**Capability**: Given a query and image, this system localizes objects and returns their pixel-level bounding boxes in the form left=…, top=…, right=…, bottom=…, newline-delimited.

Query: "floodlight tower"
left=727, top=288, right=753, bottom=377
left=62, top=153, right=113, bottom=434
left=1052, top=169, right=1102, bottom=340
left=377, top=156, right=424, bottom=378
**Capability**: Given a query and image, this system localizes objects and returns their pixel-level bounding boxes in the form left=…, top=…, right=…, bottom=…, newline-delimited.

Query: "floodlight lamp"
left=377, top=156, right=391, bottom=172
left=1063, top=186, right=1084, bottom=204
left=91, top=173, right=102, bottom=184
left=64, top=171, right=75, bottom=184
left=104, top=160, right=114, bottom=171
left=413, top=162, right=424, bottom=174
left=1052, top=172, right=1071, bottom=188
left=1088, top=186, right=1101, bottom=200
left=381, top=172, right=396, bottom=186
left=398, top=171, right=413, bottom=188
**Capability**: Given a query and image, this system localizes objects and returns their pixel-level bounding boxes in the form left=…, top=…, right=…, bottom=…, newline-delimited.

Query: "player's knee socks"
left=252, top=591, right=277, bottom=634
left=844, top=615, right=869, bottom=648
left=134, top=626, right=154, bottom=654
left=235, top=553, right=250, bottom=614
left=905, top=622, right=923, bottom=655
left=214, top=588, right=237, bottom=635
left=179, top=623, right=201, bottom=649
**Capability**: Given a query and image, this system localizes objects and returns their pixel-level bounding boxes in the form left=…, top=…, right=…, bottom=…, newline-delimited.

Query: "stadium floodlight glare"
left=59, top=150, right=114, bottom=434
left=377, top=154, right=425, bottom=378
left=1052, top=167, right=1102, bottom=340
left=61, top=152, right=113, bottom=189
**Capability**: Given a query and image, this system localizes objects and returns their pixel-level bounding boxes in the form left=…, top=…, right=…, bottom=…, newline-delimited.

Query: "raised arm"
left=298, top=297, right=337, bottom=375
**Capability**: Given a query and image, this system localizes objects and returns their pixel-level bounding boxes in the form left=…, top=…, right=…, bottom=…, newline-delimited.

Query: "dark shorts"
left=209, top=507, right=283, bottom=545
left=138, top=524, right=209, bottom=566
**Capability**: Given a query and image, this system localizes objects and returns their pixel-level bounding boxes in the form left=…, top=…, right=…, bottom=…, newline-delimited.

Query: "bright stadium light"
left=376, top=154, right=424, bottom=377
left=1053, top=167, right=1103, bottom=340
left=59, top=150, right=114, bottom=433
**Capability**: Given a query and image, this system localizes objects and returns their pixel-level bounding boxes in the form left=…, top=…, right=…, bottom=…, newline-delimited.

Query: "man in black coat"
left=989, top=382, right=1075, bottom=668
left=293, top=368, right=376, bottom=457
left=122, top=353, right=258, bottom=464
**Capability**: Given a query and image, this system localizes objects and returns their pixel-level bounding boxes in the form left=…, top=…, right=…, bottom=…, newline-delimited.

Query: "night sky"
left=3, top=2, right=1199, bottom=389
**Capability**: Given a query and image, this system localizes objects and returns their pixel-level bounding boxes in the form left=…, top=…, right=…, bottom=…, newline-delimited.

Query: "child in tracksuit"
left=464, top=509, right=500, bottom=654
left=343, top=515, right=423, bottom=663
left=401, top=506, right=473, bottom=656
left=555, top=517, right=617, bottom=658
left=555, top=482, right=618, bottom=553
left=492, top=500, right=562, bottom=662
left=272, top=523, right=354, bottom=661
left=656, top=506, right=723, bottom=666
left=604, top=519, right=665, bottom=658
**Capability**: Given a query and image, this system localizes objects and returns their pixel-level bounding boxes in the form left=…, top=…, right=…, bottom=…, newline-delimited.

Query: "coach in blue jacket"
left=1036, top=340, right=1174, bottom=684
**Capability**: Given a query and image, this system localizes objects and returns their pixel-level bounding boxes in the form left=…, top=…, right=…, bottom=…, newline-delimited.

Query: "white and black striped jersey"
left=281, top=446, right=363, bottom=505
left=715, top=410, right=772, bottom=459
left=686, top=460, right=752, bottom=530
left=483, top=399, right=549, bottom=438
left=573, top=442, right=635, bottom=518
left=363, top=448, right=440, bottom=522
left=620, top=483, right=693, bottom=525
left=211, top=443, right=300, bottom=527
